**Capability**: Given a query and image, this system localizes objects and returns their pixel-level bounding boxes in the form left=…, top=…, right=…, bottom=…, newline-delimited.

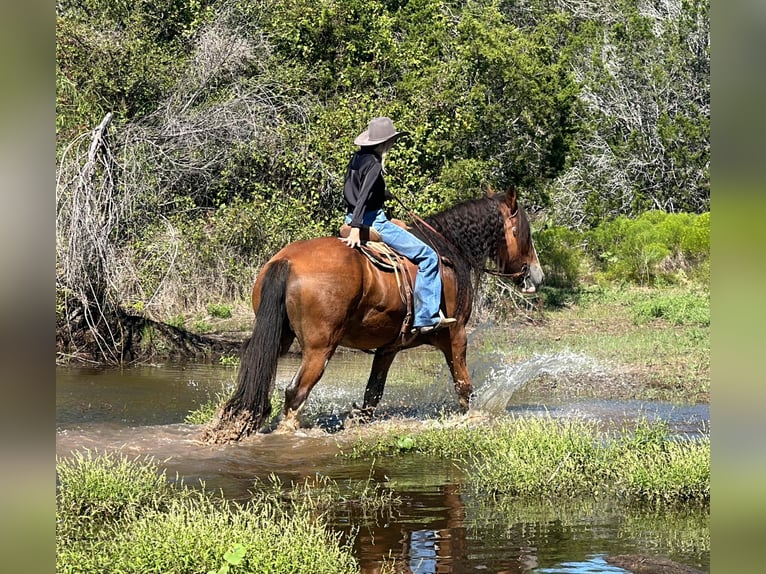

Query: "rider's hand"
left=340, top=227, right=361, bottom=248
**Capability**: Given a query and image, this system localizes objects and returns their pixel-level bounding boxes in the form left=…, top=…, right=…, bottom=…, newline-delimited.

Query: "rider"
left=340, top=116, right=456, bottom=334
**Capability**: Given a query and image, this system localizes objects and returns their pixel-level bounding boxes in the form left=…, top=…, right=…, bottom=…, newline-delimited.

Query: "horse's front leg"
left=435, top=327, right=473, bottom=412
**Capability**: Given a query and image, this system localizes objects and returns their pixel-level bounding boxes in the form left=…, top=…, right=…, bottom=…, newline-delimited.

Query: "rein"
left=389, top=193, right=454, bottom=271
left=391, top=192, right=525, bottom=281
left=390, top=191, right=480, bottom=258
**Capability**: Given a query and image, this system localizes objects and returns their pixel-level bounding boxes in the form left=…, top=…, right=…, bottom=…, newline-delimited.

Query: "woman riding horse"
left=202, top=127, right=544, bottom=443
left=341, top=116, right=456, bottom=335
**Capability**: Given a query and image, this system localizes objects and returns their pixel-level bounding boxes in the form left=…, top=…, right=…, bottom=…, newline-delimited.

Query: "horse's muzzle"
left=521, top=263, right=544, bottom=293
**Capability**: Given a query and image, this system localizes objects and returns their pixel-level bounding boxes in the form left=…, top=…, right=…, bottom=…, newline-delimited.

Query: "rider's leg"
left=369, top=211, right=446, bottom=328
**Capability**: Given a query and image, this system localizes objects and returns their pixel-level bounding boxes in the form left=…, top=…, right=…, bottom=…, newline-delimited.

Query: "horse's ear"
left=505, top=187, right=518, bottom=214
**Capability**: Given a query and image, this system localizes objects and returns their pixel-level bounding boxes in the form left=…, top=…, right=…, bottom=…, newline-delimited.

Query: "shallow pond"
left=56, top=343, right=709, bottom=574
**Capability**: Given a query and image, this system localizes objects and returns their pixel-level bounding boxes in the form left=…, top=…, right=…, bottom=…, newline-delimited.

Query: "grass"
left=344, top=416, right=709, bottom=506
left=476, top=284, right=710, bottom=402
left=56, top=452, right=368, bottom=574
left=184, top=393, right=228, bottom=425
left=266, top=462, right=402, bottom=522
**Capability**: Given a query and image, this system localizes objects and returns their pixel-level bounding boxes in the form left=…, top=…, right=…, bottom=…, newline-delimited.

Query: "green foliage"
left=167, top=314, right=186, bottom=329
left=396, top=435, right=416, bottom=452
left=56, top=0, right=710, bottom=321
left=57, top=454, right=359, bottom=574
left=185, top=396, right=224, bottom=425
left=219, top=353, right=241, bottom=367
left=542, top=0, right=708, bottom=226
left=124, top=193, right=327, bottom=315
left=56, top=0, right=213, bottom=139
left=193, top=317, right=214, bottom=333
left=534, top=225, right=583, bottom=289
left=587, top=211, right=710, bottom=285
left=207, top=302, right=233, bottom=319
left=208, top=543, right=246, bottom=574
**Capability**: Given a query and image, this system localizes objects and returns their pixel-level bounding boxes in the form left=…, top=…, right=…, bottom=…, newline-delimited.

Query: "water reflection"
left=56, top=347, right=709, bottom=573
left=534, top=555, right=629, bottom=573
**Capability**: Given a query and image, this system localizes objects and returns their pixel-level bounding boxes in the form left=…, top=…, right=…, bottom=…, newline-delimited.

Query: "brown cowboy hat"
left=353, top=116, right=407, bottom=147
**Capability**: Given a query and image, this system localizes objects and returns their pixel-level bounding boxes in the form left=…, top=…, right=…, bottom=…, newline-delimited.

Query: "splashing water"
left=264, top=347, right=608, bottom=427
left=471, top=350, right=603, bottom=414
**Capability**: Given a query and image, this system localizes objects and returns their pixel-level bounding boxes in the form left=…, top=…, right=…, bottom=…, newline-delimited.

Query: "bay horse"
left=204, top=189, right=543, bottom=442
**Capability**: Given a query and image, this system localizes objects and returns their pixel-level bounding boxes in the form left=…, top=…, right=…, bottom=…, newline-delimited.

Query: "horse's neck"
left=428, top=220, right=494, bottom=270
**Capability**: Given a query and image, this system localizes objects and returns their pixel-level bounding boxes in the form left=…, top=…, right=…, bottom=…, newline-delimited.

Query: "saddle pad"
left=358, top=241, right=403, bottom=271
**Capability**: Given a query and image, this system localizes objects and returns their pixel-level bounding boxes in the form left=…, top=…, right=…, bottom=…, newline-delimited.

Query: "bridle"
left=482, top=206, right=535, bottom=288
left=402, top=198, right=533, bottom=288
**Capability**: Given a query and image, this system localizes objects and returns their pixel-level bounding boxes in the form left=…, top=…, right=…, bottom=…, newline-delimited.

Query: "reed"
left=345, top=416, right=709, bottom=505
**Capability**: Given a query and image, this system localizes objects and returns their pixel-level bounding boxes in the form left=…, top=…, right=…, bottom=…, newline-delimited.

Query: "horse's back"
left=252, top=236, right=410, bottom=349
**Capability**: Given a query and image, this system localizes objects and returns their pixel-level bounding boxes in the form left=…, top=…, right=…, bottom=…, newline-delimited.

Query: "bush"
left=587, top=211, right=710, bottom=285
left=534, top=225, right=584, bottom=289
left=207, top=302, right=233, bottom=319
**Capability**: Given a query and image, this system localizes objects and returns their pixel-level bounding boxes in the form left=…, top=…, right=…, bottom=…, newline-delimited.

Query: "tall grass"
left=345, top=417, right=709, bottom=505
left=57, top=452, right=360, bottom=574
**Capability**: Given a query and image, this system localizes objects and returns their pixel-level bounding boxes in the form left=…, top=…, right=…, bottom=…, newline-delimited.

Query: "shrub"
left=207, top=302, right=233, bottom=319
left=587, top=211, right=710, bottom=285
left=534, top=225, right=584, bottom=289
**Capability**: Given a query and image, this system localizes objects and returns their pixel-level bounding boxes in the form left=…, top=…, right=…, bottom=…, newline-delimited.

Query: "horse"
left=203, top=189, right=543, bottom=442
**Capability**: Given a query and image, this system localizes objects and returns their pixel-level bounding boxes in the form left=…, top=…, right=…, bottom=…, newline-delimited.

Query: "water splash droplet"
left=471, top=350, right=602, bottom=414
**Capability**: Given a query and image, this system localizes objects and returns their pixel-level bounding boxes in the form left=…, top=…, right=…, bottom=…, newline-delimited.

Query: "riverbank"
left=57, top=283, right=709, bottom=407
left=201, top=283, right=710, bottom=406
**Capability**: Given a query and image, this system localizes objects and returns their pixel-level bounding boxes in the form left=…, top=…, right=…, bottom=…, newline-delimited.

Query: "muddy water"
left=56, top=345, right=709, bottom=574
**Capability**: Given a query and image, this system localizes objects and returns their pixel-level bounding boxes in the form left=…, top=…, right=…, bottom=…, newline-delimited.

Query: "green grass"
left=474, top=285, right=709, bottom=402
left=344, top=417, right=709, bottom=505
left=56, top=453, right=362, bottom=574
left=629, top=289, right=710, bottom=326
left=56, top=450, right=177, bottom=538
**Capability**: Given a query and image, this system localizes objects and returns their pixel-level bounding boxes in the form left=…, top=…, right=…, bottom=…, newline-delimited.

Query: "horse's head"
left=496, top=188, right=544, bottom=293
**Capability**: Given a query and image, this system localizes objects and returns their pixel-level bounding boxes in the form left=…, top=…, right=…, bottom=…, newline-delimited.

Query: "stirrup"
left=413, top=311, right=457, bottom=335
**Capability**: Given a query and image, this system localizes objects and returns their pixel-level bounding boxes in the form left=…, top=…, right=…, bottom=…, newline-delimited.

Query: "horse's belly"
left=339, top=308, right=405, bottom=350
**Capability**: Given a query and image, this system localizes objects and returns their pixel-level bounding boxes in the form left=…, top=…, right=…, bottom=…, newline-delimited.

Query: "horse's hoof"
left=347, top=405, right=376, bottom=425
left=274, top=418, right=300, bottom=434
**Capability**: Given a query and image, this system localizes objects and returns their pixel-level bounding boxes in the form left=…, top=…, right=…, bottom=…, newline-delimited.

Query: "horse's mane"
left=409, top=193, right=524, bottom=318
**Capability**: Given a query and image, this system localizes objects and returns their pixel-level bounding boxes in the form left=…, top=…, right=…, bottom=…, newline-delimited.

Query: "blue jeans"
left=346, top=210, right=443, bottom=328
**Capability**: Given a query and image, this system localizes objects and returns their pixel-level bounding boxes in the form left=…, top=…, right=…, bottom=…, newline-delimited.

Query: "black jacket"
left=343, top=148, right=392, bottom=228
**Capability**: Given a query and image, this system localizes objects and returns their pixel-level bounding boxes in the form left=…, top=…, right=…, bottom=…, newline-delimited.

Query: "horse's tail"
left=219, top=259, right=291, bottom=438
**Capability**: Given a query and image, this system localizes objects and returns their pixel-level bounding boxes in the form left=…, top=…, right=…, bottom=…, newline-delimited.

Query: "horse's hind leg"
left=278, top=345, right=335, bottom=432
